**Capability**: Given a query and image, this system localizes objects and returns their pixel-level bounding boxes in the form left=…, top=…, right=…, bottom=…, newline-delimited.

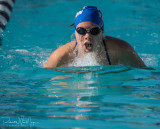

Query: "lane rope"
left=0, top=0, right=15, bottom=33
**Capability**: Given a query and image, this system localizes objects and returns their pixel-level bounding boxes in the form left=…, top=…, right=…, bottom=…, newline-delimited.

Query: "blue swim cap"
left=74, top=6, right=104, bottom=31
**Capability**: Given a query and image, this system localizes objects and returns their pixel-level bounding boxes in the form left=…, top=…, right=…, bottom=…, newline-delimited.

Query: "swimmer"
left=44, top=6, right=146, bottom=68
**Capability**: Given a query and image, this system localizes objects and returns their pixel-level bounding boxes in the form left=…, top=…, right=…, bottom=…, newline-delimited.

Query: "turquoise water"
left=0, top=0, right=160, bottom=128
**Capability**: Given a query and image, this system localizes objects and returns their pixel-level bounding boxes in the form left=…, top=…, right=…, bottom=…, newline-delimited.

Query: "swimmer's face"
left=75, top=22, right=103, bottom=53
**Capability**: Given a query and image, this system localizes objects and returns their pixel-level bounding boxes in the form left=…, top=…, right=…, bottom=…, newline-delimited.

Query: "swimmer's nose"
left=84, top=33, right=92, bottom=40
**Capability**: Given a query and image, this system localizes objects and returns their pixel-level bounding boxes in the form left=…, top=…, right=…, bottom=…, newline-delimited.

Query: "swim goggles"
left=75, top=27, right=101, bottom=35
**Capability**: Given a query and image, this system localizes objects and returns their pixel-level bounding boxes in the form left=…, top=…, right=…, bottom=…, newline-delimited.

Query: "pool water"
left=0, top=0, right=160, bottom=128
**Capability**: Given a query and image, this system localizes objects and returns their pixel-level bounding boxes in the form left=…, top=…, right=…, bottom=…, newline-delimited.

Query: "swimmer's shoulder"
left=55, top=40, right=77, bottom=56
left=44, top=41, right=76, bottom=67
left=104, top=36, right=146, bottom=68
left=55, top=41, right=76, bottom=67
left=105, top=36, right=133, bottom=50
left=104, top=36, right=134, bottom=61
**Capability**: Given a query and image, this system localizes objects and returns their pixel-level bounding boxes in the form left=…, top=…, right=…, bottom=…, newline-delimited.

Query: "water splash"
left=70, top=52, right=100, bottom=67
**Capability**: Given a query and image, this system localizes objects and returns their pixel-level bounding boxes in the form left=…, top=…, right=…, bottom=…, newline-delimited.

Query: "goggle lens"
left=76, top=27, right=101, bottom=35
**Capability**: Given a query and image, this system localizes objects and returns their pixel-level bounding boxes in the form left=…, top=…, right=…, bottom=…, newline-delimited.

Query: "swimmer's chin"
left=83, top=48, right=93, bottom=53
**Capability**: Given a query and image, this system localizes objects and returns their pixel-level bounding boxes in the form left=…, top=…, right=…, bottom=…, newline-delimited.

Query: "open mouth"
left=85, top=42, right=93, bottom=50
